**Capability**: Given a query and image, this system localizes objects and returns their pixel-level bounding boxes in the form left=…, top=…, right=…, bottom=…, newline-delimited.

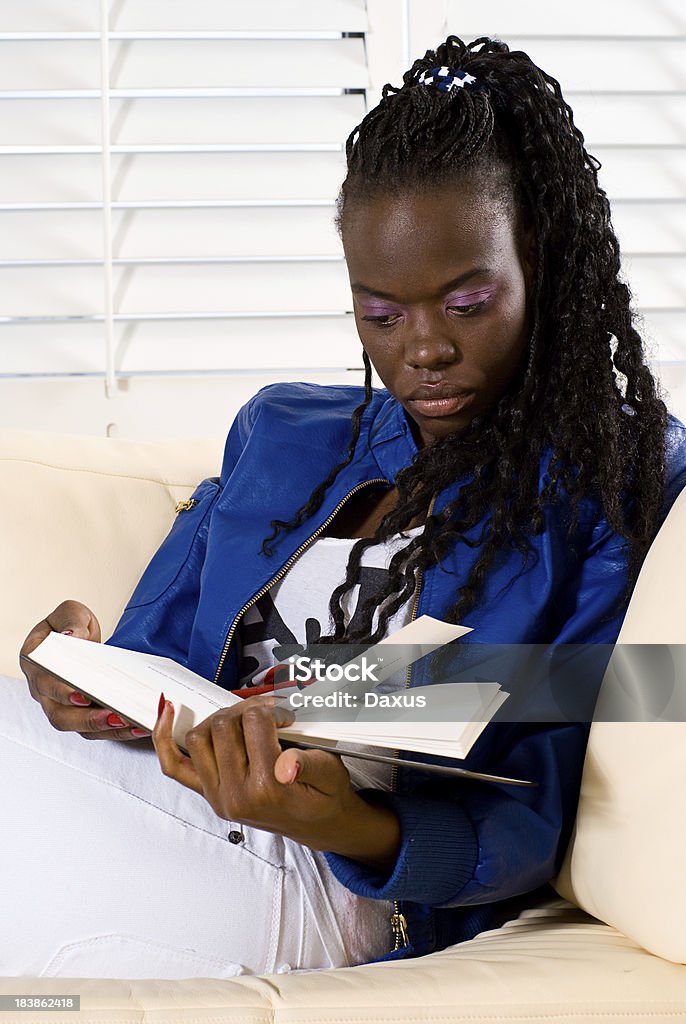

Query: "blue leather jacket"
left=108, top=383, right=686, bottom=960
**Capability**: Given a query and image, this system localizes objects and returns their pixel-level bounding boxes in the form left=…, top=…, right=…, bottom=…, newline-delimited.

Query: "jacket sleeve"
left=324, top=700, right=588, bottom=908
left=324, top=445, right=686, bottom=908
left=326, top=726, right=589, bottom=907
left=105, top=394, right=259, bottom=665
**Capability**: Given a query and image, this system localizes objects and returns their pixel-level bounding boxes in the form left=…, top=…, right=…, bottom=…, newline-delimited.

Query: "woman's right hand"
left=19, top=600, right=151, bottom=742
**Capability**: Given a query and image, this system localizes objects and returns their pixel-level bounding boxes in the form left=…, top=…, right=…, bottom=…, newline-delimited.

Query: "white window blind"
left=0, top=0, right=371, bottom=437
left=3, top=0, right=685, bottom=435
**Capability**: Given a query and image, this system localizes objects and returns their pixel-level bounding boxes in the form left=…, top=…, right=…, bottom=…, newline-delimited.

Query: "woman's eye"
left=446, top=300, right=487, bottom=316
left=360, top=313, right=402, bottom=327
left=446, top=290, right=495, bottom=316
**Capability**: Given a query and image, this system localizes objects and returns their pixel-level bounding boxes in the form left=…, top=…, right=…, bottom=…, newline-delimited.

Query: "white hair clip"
left=417, top=66, right=477, bottom=93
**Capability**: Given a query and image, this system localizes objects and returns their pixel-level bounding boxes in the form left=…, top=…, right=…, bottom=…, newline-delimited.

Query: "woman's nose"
left=404, top=312, right=460, bottom=369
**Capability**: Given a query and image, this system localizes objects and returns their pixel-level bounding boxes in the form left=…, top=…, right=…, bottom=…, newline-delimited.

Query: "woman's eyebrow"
left=351, top=268, right=491, bottom=301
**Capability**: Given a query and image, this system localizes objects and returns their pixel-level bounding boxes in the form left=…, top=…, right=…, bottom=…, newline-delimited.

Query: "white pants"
left=0, top=676, right=388, bottom=979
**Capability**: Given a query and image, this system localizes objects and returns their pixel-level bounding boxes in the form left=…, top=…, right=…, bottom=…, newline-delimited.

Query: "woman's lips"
left=407, top=392, right=476, bottom=418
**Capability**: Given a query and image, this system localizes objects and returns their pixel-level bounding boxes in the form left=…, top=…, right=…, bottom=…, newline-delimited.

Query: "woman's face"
left=341, top=180, right=534, bottom=447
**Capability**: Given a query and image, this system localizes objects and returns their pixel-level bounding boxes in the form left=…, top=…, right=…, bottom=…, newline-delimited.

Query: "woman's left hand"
left=152, top=694, right=400, bottom=872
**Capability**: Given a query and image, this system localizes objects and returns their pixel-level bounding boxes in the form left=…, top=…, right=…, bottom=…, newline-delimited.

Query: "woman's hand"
left=152, top=694, right=401, bottom=872
left=19, top=600, right=150, bottom=742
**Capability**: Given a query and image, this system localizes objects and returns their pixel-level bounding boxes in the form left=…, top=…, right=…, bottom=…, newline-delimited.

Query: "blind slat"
left=621, top=255, right=686, bottom=308
left=0, top=207, right=342, bottom=260
left=567, top=96, right=686, bottom=146
left=2, top=0, right=367, bottom=34
left=0, top=38, right=368, bottom=91
left=0, top=96, right=366, bottom=146
left=611, top=205, right=686, bottom=254
left=451, top=0, right=685, bottom=36
left=0, top=316, right=361, bottom=375
left=0, top=262, right=353, bottom=317
left=110, top=0, right=368, bottom=34
left=595, top=149, right=686, bottom=200
left=645, top=313, right=686, bottom=361
left=1, top=152, right=346, bottom=203
left=500, top=39, right=686, bottom=93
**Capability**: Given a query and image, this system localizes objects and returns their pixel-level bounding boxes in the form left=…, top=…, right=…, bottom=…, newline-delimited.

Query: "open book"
left=26, top=616, right=532, bottom=787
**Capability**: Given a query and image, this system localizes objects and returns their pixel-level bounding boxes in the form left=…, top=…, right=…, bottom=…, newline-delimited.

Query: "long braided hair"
left=263, top=35, right=668, bottom=645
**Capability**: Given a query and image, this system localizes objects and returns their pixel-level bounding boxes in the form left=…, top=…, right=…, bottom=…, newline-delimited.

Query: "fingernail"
left=69, top=692, right=92, bottom=706
left=157, top=692, right=166, bottom=718
left=61, top=629, right=74, bottom=636
left=107, top=713, right=128, bottom=728
left=290, top=761, right=302, bottom=783
left=131, top=728, right=151, bottom=738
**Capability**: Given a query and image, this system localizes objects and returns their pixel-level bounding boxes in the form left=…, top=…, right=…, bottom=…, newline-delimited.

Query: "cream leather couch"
left=2, top=427, right=686, bottom=1024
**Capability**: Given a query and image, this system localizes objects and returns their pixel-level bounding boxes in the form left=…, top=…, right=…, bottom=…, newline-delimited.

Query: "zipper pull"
left=390, top=909, right=410, bottom=950
left=175, top=498, right=198, bottom=514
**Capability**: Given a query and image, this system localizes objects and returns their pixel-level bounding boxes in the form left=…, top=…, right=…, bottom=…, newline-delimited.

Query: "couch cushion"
left=0, top=429, right=223, bottom=678
left=555, top=486, right=686, bottom=963
left=0, top=902, right=685, bottom=1023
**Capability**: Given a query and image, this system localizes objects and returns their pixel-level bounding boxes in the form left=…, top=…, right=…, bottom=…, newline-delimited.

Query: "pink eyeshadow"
left=446, top=287, right=496, bottom=307
left=359, top=302, right=403, bottom=316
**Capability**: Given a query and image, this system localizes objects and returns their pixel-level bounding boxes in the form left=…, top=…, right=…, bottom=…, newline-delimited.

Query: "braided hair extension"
left=263, top=35, right=668, bottom=645
left=261, top=349, right=374, bottom=557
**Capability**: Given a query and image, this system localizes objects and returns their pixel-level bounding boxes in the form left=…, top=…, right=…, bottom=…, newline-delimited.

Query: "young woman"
left=10, top=35, right=686, bottom=978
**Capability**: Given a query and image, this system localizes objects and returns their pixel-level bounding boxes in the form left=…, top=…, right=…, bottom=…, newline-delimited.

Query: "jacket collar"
left=367, top=394, right=420, bottom=483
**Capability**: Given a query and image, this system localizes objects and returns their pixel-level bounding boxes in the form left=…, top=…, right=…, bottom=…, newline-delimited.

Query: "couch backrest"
left=0, top=429, right=223, bottom=678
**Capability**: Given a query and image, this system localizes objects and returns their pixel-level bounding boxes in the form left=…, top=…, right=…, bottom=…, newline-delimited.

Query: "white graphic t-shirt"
left=237, top=528, right=423, bottom=694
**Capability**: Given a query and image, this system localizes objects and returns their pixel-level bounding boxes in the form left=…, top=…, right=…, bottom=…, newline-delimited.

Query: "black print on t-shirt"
left=344, top=566, right=390, bottom=635
left=239, top=592, right=298, bottom=682
left=238, top=565, right=391, bottom=686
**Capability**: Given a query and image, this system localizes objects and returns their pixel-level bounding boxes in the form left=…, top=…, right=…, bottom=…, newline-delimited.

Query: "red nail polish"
left=157, top=692, right=166, bottom=718
left=291, top=761, right=302, bottom=783
left=61, top=629, right=74, bottom=636
left=69, top=692, right=91, bottom=706
left=107, top=713, right=128, bottom=728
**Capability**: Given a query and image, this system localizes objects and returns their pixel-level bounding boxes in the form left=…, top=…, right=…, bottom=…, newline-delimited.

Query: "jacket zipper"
left=389, top=493, right=436, bottom=953
left=212, top=478, right=390, bottom=686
